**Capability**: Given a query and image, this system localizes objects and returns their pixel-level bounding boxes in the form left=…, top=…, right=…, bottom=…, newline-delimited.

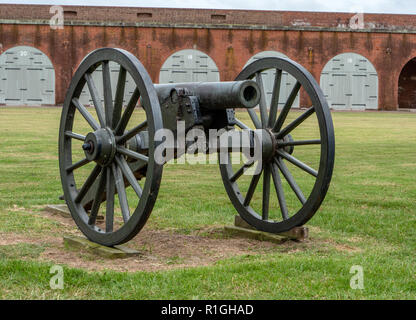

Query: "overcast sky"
left=1, top=0, right=416, bottom=14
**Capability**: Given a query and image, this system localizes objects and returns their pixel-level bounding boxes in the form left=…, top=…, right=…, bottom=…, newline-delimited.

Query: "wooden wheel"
left=59, top=48, right=163, bottom=246
left=220, top=57, right=335, bottom=233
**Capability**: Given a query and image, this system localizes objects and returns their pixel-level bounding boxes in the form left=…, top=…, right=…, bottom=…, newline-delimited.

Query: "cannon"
left=59, top=48, right=335, bottom=246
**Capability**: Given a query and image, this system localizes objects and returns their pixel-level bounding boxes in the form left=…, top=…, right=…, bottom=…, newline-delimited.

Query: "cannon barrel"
left=154, top=80, right=260, bottom=110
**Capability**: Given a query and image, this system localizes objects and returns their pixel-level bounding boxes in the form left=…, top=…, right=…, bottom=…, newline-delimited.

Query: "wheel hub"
left=83, top=128, right=116, bottom=166
left=259, top=130, right=295, bottom=162
left=277, top=134, right=294, bottom=155
left=259, top=129, right=276, bottom=161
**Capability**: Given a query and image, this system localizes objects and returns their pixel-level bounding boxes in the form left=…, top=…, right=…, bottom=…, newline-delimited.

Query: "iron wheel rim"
left=59, top=48, right=163, bottom=246
left=220, top=57, right=335, bottom=232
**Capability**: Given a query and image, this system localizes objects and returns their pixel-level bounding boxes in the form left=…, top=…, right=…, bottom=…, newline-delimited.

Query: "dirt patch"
left=0, top=232, right=65, bottom=248
left=9, top=204, right=27, bottom=212
left=333, top=244, right=362, bottom=253
left=0, top=233, right=44, bottom=246
left=0, top=209, right=304, bottom=272
left=320, top=238, right=362, bottom=253
left=39, top=228, right=295, bottom=272
left=356, top=181, right=398, bottom=187
left=347, top=236, right=365, bottom=243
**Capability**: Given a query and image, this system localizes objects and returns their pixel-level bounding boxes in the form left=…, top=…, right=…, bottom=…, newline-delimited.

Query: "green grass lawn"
left=0, top=107, right=415, bottom=299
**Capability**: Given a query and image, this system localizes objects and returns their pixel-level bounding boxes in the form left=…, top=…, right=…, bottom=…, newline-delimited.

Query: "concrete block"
left=224, top=226, right=287, bottom=244
left=232, top=215, right=309, bottom=241
left=44, top=204, right=72, bottom=218
left=63, top=235, right=141, bottom=259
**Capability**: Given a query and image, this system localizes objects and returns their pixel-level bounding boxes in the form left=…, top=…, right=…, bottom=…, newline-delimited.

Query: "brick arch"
left=243, top=50, right=292, bottom=65
left=398, top=56, right=416, bottom=109
left=0, top=45, right=56, bottom=105
left=157, top=48, right=220, bottom=83
left=319, top=52, right=378, bottom=110
left=150, top=39, right=223, bottom=83
left=395, top=51, right=416, bottom=88
left=0, top=43, right=55, bottom=71
left=318, top=51, right=378, bottom=79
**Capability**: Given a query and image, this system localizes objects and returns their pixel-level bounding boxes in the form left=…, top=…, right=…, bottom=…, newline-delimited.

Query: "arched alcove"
left=398, top=57, right=416, bottom=109
left=159, top=49, right=220, bottom=83
left=320, top=53, right=378, bottom=110
left=0, top=46, right=55, bottom=105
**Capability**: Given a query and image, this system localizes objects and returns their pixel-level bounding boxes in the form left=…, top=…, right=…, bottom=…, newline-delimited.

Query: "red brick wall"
left=1, top=5, right=416, bottom=109
left=1, top=4, right=416, bottom=30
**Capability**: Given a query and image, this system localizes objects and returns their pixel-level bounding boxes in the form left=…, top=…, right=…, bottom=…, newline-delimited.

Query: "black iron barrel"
left=155, top=80, right=261, bottom=110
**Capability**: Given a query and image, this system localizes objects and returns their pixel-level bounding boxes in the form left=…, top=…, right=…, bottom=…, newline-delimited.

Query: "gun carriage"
left=59, top=48, right=334, bottom=246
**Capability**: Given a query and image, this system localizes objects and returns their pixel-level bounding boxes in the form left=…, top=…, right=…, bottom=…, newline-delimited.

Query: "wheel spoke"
left=116, top=120, right=147, bottom=144
left=273, top=81, right=301, bottom=132
left=243, top=164, right=263, bottom=207
left=276, top=150, right=318, bottom=177
left=72, top=98, right=100, bottom=131
left=105, top=166, right=115, bottom=232
left=85, top=73, right=106, bottom=128
left=65, top=131, right=85, bottom=141
left=271, top=163, right=289, bottom=220
left=276, top=107, right=315, bottom=139
left=268, top=69, right=282, bottom=128
left=230, top=161, right=254, bottom=182
left=102, top=61, right=114, bottom=127
left=75, top=165, right=102, bottom=203
left=128, top=158, right=150, bottom=174
left=248, top=109, right=261, bottom=129
left=88, top=168, right=107, bottom=225
left=235, top=118, right=250, bottom=130
left=117, top=146, right=149, bottom=163
left=66, top=158, right=91, bottom=172
left=279, top=139, right=321, bottom=147
left=112, top=66, right=127, bottom=128
left=262, top=163, right=271, bottom=220
left=275, top=157, right=306, bottom=204
left=115, top=155, right=143, bottom=198
left=112, top=163, right=130, bottom=223
left=255, top=72, right=268, bottom=127
left=115, top=88, right=140, bottom=135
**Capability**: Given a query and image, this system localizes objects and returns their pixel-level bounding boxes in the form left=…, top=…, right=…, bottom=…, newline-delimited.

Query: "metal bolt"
left=82, top=142, right=93, bottom=153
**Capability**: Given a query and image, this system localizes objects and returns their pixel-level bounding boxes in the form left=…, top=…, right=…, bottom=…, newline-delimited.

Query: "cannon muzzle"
left=155, top=80, right=260, bottom=110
